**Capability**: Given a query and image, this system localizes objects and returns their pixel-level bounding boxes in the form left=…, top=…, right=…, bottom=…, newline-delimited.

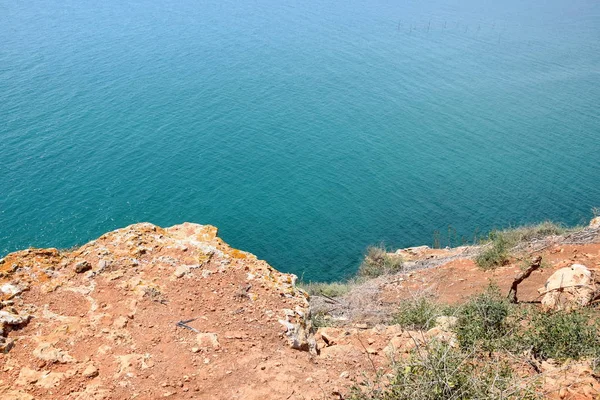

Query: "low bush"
left=476, top=222, right=571, bottom=270
left=358, top=246, right=404, bottom=278
left=455, top=285, right=515, bottom=351
left=393, top=296, right=456, bottom=330
left=299, top=281, right=352, bottom=298
left=475, top=231, right=510, bottom=270
left=525, top=310, right=600, bottom=361
left=351, top=340, right=539, bottom=400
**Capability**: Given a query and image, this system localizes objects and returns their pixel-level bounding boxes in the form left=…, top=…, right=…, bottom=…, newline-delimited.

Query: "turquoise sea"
left=1, top=0, right=599, bottom=281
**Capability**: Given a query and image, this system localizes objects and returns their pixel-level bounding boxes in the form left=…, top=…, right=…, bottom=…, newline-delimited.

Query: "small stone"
left=33, top=342, right=75, bottom=363
left=174, top=265, right=190, bottom=278
left=16, top=367, right=40, bottom=385
left=435, top=316, right=458, bottom=331
left=82, top=364, right=99, bottom=378
left=191, top=347, right=200, bottom=353
left=75, top=260, right=92, bottom=273
left=196, top=333, right=220, bottom=350
left=339, top=371, right=350, bottom=379
left=0, top=337, right=14, bottom=353
left=113, top=316, right=128, bottom=329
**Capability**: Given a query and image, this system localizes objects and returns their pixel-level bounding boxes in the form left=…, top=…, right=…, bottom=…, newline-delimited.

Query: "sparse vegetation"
left=455, top=285, right=514, bottom=351
left=525, top=309, right=600, bottom=361
left=352, top=284, right=599, bottom=399
left=351, top=340, right=540, bottom=400
left=299, top=281, right=353, bottom=298
left=475, top=221, right=575, bottom=270
left=475, top=230, right=511, bottom=270
left=358, top=245, right=404, bottom=278
left=310, top=309, right=334, bottom=328
left=316, top=218, right=600, bottom=399
left=453, top=285, right=600, bottom=359
left=393, top=296, right=456, bottom=330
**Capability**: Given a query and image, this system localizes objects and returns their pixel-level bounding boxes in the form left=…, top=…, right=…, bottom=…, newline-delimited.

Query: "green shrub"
left=393, top=297, right=456, bottom=330
left=351, top=340, right=539, bottom=400
left=499, top=221, right=566, bottom=244
left=358, top=246, right=404, bottom=278
left=455, top=286, right=515, bottom=351
left=299, top=281, right=352, bottom=298
left=475, top=231, right=510, bottom=270
left=310, top=310, right=334, bottom=328
left=476, top=222, right=570, bottom=270
left=525, top=310, right=600, bottom=361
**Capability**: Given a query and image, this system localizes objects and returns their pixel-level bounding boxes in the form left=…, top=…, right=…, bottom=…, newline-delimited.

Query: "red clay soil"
left=380, top=243, right=600, bottom=305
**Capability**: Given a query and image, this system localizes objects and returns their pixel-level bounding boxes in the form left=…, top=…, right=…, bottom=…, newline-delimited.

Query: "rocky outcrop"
left=0, top=223, right=328, bottom=399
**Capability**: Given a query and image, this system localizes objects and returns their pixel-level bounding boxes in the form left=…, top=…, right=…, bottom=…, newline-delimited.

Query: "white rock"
left=0, top=284, right=22, bottom=298
left=540, top=264, right=595, bottom=310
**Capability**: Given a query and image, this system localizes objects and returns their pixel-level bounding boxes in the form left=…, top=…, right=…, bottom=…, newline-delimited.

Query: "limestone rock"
left=590, top=216, right=600, bottom=229
left=173, top=265, right=190, bottom=278
left=16, top=367, right=40, bottom=386
left=0, top=310, right=31, bottom=327
left=82, top=363, right=99, bottom=378
left=0, top=309, right=31, bottom=351
left=539, top=264, right=595, bottom=310
left=319, top=327, right=342, bottom=347
left=33, top=342, right=76, bottom=363
left=426, top=327, right=458, bottom=347
left=112, top=316, right=128, bottom=329
left=74, top=260, right=92, bottom=273
left=0, top=283, right=24, bottom=298
left=278, top=307, right=317, bottom=354
left=36, top=371, right=66, bottom=389
left=196, top=333, right=220, bottom=350
left=0, top=336, right=14, bottom=353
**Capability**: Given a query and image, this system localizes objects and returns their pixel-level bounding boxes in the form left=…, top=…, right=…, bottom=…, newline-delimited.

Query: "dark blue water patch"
left=1, top=0, right=599, bottom=281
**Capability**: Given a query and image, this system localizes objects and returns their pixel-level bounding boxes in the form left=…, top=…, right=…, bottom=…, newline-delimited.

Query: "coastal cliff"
left=0, top=223, right=322, bottom=399
left=1, top=220, right=600, bottom=399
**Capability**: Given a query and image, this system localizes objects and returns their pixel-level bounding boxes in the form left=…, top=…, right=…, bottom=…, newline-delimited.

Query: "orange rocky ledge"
left=0, top=223, right=329, bottom=400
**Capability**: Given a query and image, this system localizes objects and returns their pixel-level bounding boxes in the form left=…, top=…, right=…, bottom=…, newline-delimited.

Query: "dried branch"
left=507, top=256, right=542, bottom=303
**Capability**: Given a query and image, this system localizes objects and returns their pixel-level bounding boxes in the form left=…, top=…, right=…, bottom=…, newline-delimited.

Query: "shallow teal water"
left=1, top=0, right=599, bottom=281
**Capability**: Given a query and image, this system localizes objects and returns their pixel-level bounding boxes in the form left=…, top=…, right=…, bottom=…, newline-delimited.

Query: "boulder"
left=539, top=264, right=595, bottom=310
